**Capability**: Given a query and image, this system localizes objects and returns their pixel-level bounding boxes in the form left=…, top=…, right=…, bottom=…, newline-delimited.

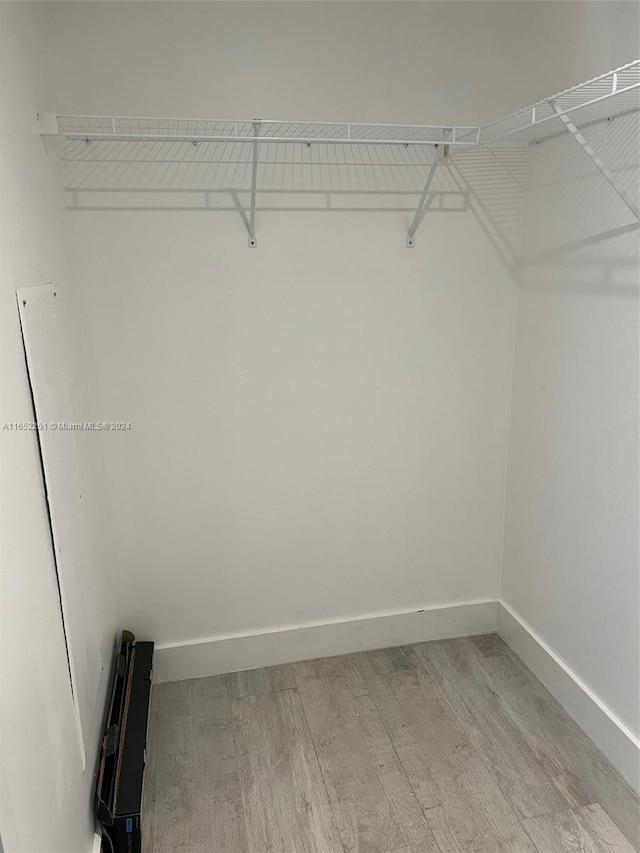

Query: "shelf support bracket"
left=248, top=120, right=262, bottom=247
left=549, top=99, right=639, bottom=222
left=406, top=145, right=444, bottom=247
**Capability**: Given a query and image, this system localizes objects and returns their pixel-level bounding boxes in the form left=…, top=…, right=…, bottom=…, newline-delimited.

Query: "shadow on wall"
left=449, top=146, right=527, bottom=273
left=518, top=111, right=640, bottom=297
left=44, top=132, right=527, bottom=270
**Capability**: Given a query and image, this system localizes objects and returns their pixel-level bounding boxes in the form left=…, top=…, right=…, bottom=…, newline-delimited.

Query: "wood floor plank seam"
left=227, top=663, right=300, bottom=700
left=354, top=652, right=446, bottom=818
left=152, top=675, right=248, bottom=852
left=458, top=639, right=595, bottom=813
left=293, top=654, right=442, bottom=851
left=231, top=688, right=344, bottom=852
left=520, top=803, right=639, bottom=853
left=291, top=684, right=351, bottom=853
left=454, top=661, right=576, bottom=826
left=412, top=640, right=573, bottom=821
left=413, top=639, right=639, bottom=851
left=405, top=642, right=546, bottom=836
left=141, top=686, right=159, bottom=853
left=361, top=645, right=540, bottom=852
left=460, top=637, right=640, bottom=849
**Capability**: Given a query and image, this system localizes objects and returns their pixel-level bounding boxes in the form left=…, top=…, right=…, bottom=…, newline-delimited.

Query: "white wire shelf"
left=42, top=61, right=639, bottom=151
left=50, top=116, right=480, bottom=147
left=478, top=60, right=640, bottom=146
left=39, top=60, right=639, bottom=245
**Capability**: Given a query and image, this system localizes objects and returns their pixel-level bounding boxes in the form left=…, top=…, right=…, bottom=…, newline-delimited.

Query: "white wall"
left=503, top=111, right=639, bottom=741
left=23, top=1, right=638, bottom=663
left=0, top=6, right=116, bottom=852
left=66, top=207, right=517, bottom=647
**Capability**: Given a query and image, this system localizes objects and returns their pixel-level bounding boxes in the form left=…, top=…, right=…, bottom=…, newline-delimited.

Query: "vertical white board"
left=17, top=283, right=101, bottom=769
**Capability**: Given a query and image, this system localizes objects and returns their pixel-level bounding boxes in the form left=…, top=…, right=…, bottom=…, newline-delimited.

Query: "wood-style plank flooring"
left=142, top=635, right=639, bottom=853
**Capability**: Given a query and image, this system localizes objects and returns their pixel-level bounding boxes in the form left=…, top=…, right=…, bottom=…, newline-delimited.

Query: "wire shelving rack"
left=40, top=60, right=640, bottom=247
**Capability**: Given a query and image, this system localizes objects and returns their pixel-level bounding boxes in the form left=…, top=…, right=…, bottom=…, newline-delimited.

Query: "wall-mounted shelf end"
left=38, top=112, right=60, bottom=136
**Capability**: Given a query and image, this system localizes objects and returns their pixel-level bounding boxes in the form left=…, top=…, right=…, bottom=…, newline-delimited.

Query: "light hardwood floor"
left=142, top=635, right=639, bottom=853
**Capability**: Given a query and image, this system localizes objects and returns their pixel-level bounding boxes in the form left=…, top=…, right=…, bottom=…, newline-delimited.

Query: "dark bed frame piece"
left=96, top=631, right=154, bottom=853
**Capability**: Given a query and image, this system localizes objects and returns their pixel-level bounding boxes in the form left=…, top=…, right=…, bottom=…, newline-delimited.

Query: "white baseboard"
left=497, top=600, right=640, bottom=793
left=154, top=599, right=498, bottom=684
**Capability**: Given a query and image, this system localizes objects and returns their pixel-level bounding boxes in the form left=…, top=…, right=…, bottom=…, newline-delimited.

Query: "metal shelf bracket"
left=406, top=145, right=444, bottom=247
left=549, top=99, right=639, bottom=222
left=248, top=120, right=262, bottom=247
